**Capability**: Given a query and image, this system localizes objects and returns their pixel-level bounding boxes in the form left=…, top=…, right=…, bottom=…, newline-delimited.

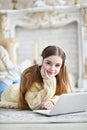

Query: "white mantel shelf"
left=0, top=4, right=87, bottom=15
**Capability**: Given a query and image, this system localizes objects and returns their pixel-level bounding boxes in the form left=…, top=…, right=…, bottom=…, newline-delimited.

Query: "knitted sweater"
left=0, top=77, right=59, bottom=109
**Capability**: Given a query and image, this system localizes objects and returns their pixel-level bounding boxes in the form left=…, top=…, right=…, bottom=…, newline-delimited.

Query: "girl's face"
left=42, top=55, right=63, bottom=77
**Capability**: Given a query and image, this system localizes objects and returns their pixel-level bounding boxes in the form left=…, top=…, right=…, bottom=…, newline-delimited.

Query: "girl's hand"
left=41, top=66, right=50, bottom=79
left=40, top=100, right=54, bottom=109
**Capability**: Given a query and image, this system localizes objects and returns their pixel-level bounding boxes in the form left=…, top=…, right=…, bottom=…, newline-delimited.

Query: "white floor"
left=0, top=123, right=87, bottom=130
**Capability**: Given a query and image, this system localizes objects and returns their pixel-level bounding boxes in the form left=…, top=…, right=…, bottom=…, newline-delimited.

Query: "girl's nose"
left=50, top=65, right=55, bottom=71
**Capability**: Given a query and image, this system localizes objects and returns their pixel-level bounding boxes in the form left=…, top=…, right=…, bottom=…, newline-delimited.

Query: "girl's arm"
left=25, top=77, right=56, bottom=110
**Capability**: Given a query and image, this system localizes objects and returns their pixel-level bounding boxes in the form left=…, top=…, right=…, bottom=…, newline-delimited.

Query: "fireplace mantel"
left=0, top=5, right=87, bottom=88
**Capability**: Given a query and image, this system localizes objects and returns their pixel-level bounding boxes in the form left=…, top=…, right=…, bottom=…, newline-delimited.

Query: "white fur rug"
left=0, top=109, right=87, bottom=124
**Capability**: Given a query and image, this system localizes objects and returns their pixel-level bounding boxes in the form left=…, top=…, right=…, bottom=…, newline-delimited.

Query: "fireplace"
left=9, top=6, right=84, bottom=88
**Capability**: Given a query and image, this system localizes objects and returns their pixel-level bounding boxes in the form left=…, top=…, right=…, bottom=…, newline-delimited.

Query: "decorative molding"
left=18, top=12, right=75, bottom=29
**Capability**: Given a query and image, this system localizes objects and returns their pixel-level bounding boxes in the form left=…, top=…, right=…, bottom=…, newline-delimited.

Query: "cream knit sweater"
left=0, top=77, right=59, bottom=109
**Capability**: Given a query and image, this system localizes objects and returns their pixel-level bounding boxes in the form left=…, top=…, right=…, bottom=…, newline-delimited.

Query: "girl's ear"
left=37, top=56, right=43, bottom=66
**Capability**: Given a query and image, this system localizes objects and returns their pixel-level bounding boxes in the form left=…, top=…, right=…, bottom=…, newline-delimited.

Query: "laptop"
left=33, top=92, right=87, bottom=116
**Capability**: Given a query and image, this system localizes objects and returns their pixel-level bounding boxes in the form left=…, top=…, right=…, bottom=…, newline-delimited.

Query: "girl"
left=0, top=45, right=71, bottom=109
left=18, top=45, right=72, bottom=110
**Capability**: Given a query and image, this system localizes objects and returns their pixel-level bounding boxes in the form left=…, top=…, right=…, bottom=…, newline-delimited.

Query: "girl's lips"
left=47, top=71, right=55, bottom=75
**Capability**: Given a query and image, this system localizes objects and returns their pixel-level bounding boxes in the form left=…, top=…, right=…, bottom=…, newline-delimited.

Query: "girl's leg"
left=1, top=68, right=20, bottom=86
left=0, top=46, right=30, bottom=74
left=0, top=46, right=20, bottom=84
left=0, top=76, right=20, bottom=100
left=0, top=80, right=20, bottom=101
left=0, top=46, right=14, bottom=70
left=0, top=81, right=9, bottom=97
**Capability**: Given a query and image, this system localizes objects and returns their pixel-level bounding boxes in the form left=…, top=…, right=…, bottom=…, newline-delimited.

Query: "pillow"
left=0, top=38, right=19, bottom=72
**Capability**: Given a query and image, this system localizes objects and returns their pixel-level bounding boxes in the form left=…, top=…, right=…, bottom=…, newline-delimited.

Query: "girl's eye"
left=46, top=61, right=51, bottom=65
left=46, top=62, right=61, bottom=67
left=56, top=64, right=61, bottom=67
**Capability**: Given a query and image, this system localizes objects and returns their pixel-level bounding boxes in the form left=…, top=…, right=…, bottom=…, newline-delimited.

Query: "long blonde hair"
left=18, top=45, right=71, bottom=109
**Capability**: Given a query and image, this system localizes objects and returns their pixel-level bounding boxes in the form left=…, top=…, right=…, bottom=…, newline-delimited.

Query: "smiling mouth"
left=47, top=71, right=55, bottom=75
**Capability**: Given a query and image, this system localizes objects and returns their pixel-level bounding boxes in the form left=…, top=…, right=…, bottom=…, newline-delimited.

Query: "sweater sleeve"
left=25, top=77, right=56, bottom=110
left=49, top=95, right=59, bottom=104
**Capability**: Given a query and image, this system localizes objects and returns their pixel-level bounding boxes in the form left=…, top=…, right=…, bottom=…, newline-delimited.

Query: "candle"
left=34, top=43, right=38, bottom=64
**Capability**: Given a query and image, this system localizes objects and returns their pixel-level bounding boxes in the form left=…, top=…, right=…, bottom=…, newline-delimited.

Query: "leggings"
left=0, top=79, right=19, bottom=99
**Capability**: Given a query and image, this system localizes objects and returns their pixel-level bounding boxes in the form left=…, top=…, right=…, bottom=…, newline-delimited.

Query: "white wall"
left=15, top=22, right=79, bottom=86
